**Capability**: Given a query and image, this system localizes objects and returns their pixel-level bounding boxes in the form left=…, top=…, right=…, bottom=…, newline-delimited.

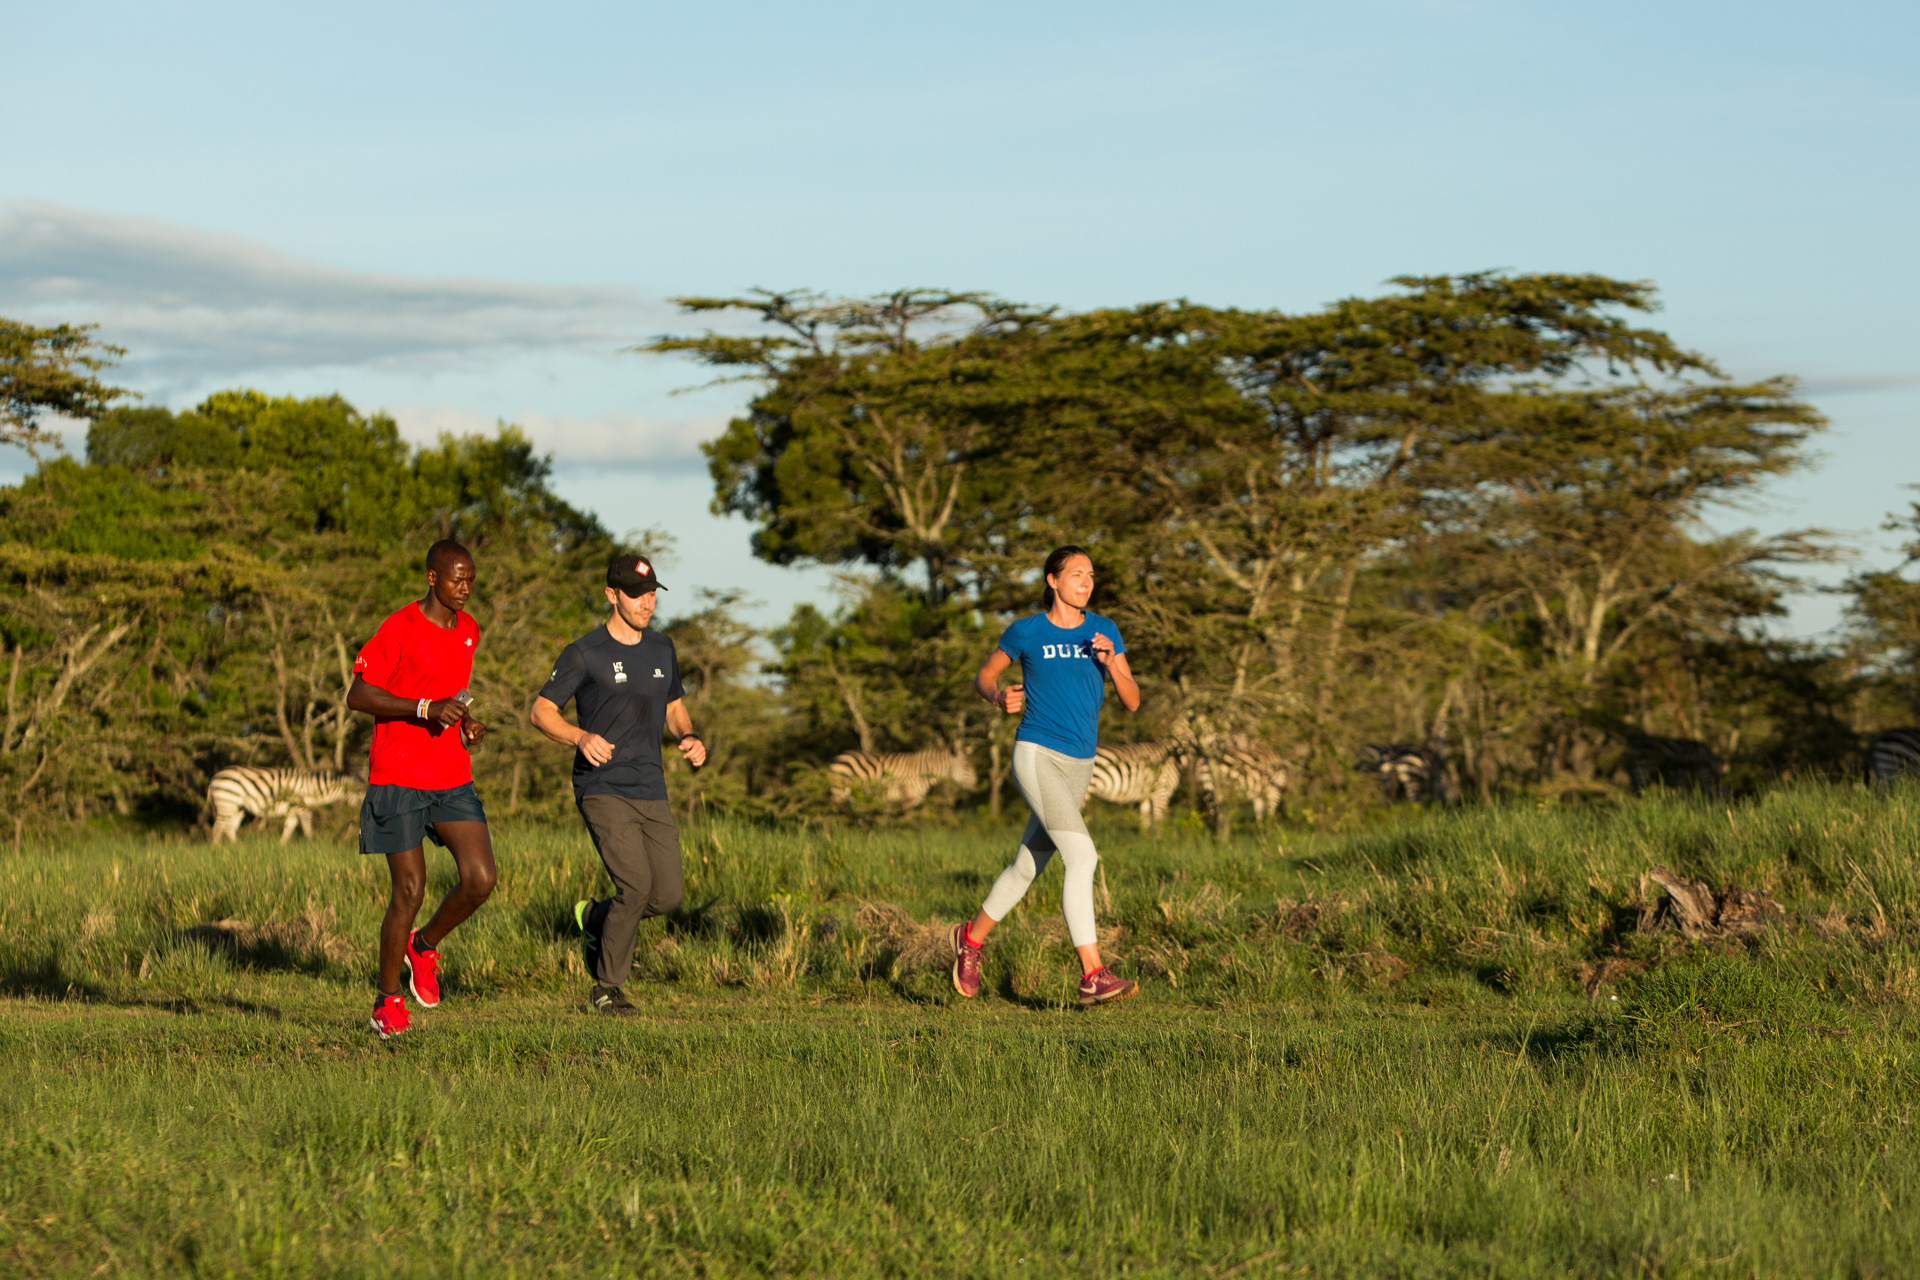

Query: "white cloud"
left=0, top=201, right=664, bottom=387
left=1796, top=373, right=1920, bottom=397
left=386, top=404, right=724, bottom=465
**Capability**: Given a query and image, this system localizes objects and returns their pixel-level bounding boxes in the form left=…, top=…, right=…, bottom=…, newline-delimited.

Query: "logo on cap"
left=636, top=561, right=650, bottom=575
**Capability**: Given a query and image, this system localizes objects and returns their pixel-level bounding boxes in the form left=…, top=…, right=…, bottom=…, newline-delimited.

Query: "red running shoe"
left=370, top=992, right=410, bottom=1039
left=405, top=930, right=441, bottom=1008
left=951, top=923, right=983, bottom=998
left=1078, top=966, right=1137, bottom=1007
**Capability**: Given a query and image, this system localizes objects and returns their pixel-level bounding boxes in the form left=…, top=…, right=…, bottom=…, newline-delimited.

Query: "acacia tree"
left=1361, top=375, right=1826, bottom=787
left=1058, top=276, right=1712, bottom=775
left=1845, top=498, right=1920, bottom=720
left=0, top=319, right=131, bottom=457
left=644, top=279, right=1840, bottom=811
left=1450, top=381, right=1827, bottom=676
left=648, top=290, right=1069, bottom=606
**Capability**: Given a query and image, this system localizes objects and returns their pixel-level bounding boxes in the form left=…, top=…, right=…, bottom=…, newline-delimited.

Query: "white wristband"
left=417, top=697, right=431, bottom=720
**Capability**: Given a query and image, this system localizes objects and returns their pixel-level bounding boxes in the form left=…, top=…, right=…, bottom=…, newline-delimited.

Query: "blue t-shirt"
left=997, top=611, right=1126, bottom=760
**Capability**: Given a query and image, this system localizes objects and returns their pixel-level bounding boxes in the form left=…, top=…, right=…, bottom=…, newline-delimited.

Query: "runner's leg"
left=602, top=800, right=684, bottom=987
left=971, top=813, right=1053, bottom=944
left=974, top=743, right=1101, bottom=968
left=971, top=741, right=1073, bottom=944
left=415, top=820, right=496, bottom=948
left=579, top=796, right=655, bottom=987
left=380, top=846, right=428, bottom=992
left=1021, top=745, right=1100, bottom=952
left=635, top=800, right=685, bottom=918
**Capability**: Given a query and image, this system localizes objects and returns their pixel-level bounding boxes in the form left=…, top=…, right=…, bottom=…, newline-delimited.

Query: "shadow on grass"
left=734, top=904, right=785, bottom=946
left=131, top=994, right=285, bottom=1018
left=0, top=950, right=106, bottom=1001
left=521, top=897, right=580, bottom=941
left=667, top=897, right=724, bottom=940
left=527, top=894, right=728, bottom=945
left=179, top=925, right=335, bottom=977
left=990, top=970, right=1075, bottom=1013
left=1484, top=1019, right=1605, bottom=1062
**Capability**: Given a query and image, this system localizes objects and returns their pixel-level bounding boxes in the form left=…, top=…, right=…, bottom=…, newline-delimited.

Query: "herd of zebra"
left=827, top=728, right=1920, bottom=825
left=828, top=736, right=1446, bottom=828
left=197, top=730, right=1920, bottom=842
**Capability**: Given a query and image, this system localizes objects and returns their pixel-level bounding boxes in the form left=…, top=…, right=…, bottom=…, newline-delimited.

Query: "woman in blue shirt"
left=951, top=545, right=1142, bottom=1006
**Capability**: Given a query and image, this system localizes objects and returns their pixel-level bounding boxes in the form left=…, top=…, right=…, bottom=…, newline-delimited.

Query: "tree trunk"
left=2, top=642, right=18, bottom=755
left=262, top=602, right=311, bottom=769
left=1313, top=555, right=1362, bottom=725
left=19, top=622, right=133, bottom=750
left=331, top=631, right=353, bottom=770
left=831, top=660, right=876, bottom=754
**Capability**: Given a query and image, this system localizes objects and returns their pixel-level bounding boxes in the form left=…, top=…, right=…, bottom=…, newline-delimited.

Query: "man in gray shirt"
left=531, top=553, right=706, bottom=1015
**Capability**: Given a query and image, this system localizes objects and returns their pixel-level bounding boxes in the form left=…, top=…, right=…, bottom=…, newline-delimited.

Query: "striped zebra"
left=1199, top=737, right=1291, bottom=821
left=1623, top=736, right=1721, bottom=795
left=1086, top=741, right=1184, bottom=829
left=1356, top=744, right=1454, bottom=804
left=207, top=767, right=367, bottom=843
left=1865, top=729, right=1920, bottom=788
left=828, top=746, right=978, bottom=809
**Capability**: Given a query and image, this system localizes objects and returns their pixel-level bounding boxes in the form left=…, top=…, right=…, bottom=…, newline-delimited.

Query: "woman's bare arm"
left=975, top=649, right=1022, bottom=713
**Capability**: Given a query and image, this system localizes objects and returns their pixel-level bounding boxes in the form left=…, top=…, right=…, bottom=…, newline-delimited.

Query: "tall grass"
left=7, top=783, right=1917, bottom=1008
left=4, top=784, right=1920, bottom=1275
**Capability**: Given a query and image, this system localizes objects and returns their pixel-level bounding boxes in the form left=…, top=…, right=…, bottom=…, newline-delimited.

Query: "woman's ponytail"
left=1040, top=544, right=1092, bottom=610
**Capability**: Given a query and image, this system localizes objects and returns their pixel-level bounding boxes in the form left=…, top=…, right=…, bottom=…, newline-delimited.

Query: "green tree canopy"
left=2, top=319, right=131, bottom=456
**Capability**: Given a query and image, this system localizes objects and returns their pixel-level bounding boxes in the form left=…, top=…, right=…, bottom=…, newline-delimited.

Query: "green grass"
left=5, top=785, right=1920, bottom=1276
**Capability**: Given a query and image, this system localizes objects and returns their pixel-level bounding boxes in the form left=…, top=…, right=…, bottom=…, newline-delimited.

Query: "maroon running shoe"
left=1078, top=967, right=1137, bottom=1007
left=405, top=930, right=441, bottom=1008
left=951, top=923, right=983, bottom=998
left=370, top=992, right=410, bottom=1039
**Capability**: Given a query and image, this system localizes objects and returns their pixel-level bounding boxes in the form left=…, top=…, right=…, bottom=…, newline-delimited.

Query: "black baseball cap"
left=607, top=553, right=667, bottom=594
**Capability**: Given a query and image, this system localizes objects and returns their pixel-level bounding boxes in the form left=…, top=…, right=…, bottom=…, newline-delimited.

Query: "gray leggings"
left=981, top=741, right=1100, bottom=946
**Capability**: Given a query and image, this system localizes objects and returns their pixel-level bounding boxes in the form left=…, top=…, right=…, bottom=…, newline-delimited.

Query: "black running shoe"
left=587, top=984, right=637, bottom=1017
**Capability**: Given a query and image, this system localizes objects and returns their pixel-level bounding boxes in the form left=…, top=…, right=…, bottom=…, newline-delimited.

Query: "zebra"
left=207, top=766, right=367, bottom=843
left=1623, top=736, right=1721, bottom=795
left=828, top=746, right=978, bottom=809
left=1865, top=729, right=1920, bottom=788
left=1199, top=737, right=1291, bottom=821
left=1356, top=744, right=1454, bottom=804
left=1086, top=741, right=1184, bottom=829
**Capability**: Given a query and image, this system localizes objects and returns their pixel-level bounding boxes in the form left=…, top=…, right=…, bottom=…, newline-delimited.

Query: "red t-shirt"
left=353, top=603, right=481, bottom=789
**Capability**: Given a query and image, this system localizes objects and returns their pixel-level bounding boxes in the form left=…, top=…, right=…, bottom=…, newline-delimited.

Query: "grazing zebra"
left=1200, top=737, right=1291, bottom=820
left=1086, top=741, right=1184, bottom=829
left=207, top=767, right=367, bottom=843
left=828, top=746, right=978, bottom=808
left=1623, top=736, right=1721, bottom=795
left=1865, top=729, right=1920, bottom=788
left=1356, top=744, right=1454, bottom=804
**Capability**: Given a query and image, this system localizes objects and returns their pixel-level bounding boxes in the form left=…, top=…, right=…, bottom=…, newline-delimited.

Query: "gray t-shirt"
left=538, top=626, right=685, bottom=800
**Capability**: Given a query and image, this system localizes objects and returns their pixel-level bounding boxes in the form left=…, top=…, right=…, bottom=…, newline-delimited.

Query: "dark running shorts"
left=358, top=782, right=488, bottom=855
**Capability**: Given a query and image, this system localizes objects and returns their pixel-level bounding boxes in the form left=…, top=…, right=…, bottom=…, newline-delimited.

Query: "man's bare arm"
left=531, top=696, right=614, bottom=767
left=348, top=675, right=465, bottom=727
left=665, top=698, right=707, bottom=767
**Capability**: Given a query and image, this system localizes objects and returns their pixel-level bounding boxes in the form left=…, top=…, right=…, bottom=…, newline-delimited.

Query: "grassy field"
left=4, top=787, right=1920, bottom=1277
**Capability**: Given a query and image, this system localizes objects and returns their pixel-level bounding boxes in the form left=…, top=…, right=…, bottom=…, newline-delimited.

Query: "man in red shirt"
left=346, top=539, right=494, bottom=1039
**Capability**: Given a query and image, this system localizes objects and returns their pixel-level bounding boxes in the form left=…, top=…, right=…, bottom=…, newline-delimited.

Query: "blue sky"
left=4, top=0, right=1916, bottom=633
